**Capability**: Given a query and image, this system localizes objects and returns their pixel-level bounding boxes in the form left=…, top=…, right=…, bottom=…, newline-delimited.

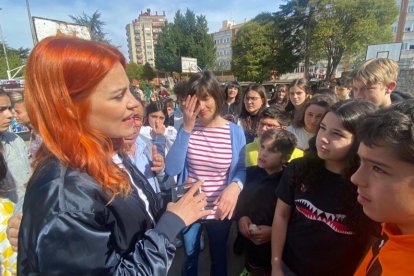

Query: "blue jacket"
left=165, top=122, right=246, bottom=187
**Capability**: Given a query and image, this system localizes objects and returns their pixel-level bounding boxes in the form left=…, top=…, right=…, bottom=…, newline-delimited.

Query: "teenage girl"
left=285, top=78, right=311, bottom=122
left=269, top=84, right=288, bottom=108
left=272, top=100, right=379, bottom=276
left=239, top=83, right=267, bottom=144
left=287, top=94, right=336, bottom=151
left=220, top=81, right=242, bottom=123
left=140, top=102, right=177, bottom=156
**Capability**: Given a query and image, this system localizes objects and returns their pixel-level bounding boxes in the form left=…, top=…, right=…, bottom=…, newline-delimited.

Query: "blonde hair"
left=351, top=58, right=399, bottom=86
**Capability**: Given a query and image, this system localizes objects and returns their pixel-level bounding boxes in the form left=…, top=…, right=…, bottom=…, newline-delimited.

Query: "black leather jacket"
left=18, top=154, right=185, bottom=275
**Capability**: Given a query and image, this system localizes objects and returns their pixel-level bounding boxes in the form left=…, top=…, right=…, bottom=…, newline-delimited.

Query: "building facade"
left=126, top=9, right=166, bottom=66
left=211, top=20, right=244, bottom=71
left=393, top=0, right=414, bottom=65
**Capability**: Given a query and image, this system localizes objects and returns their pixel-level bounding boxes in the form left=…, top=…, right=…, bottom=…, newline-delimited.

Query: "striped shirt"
left=187, top=122, right=232, bottom=219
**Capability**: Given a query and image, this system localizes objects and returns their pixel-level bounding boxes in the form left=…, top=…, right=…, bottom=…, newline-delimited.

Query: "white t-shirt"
left=287, top=125, right=313, bottom=151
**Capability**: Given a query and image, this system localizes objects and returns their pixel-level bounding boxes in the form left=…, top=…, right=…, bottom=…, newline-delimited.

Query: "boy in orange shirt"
left=352, top=100, right=414, bottom=275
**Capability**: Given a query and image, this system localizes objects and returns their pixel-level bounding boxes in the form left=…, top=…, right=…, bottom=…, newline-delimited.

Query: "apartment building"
left=211, top=20, right=244, bottom=70
left=126, top=9, right=166, bottom=66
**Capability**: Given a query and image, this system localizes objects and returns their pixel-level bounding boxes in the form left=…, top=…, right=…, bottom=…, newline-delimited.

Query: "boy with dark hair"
left=171, top=81, right=190, bottom=131
left=352, top=100, right=414, bottom=275
left=245, top=106, right=303, bottom=166
left=236, top=129, right=297, bottom=275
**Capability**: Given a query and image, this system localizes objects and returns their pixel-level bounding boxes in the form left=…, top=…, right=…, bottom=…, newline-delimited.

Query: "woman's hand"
left=182, top=95, right=200, bottom=133
left=7, top=212, right=22, bottom=252
left=166, top=180, right=211, bottom=226
left=249, top=225, right=272, bottom=245
left=150, top=145, right=164, bottom=174
left=214, top=182, right=241, bottom=220
left=238, top=216, right=252, bottom=239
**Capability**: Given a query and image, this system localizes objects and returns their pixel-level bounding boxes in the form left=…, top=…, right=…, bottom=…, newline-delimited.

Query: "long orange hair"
left=25, top=36, right=131, bottom=198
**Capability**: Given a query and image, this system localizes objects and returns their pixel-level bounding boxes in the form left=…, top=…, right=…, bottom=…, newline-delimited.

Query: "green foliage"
left=275, top=0, right=317, bottom=79
left=142, top=62, right=156, bottom=81
left=69, top=10, right=110, bottom=43
left=275, top=0, right=398, bottom=80
left=125, top=62, right=144, bottom=81
left=0, top=43, right=28, bottom=79
left=231, top=19, right=275, bottom=82
left=155, top=9, right=215, bottom=73
left=309, top=0, right=398, bottom=79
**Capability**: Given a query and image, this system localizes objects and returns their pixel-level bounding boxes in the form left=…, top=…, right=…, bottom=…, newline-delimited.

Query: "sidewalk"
left=168, top=221, right=245, bottom=276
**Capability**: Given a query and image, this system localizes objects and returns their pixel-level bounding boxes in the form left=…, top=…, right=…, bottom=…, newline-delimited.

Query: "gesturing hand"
left=214, top=182, right=241, bottom=220
left=167, top=180, right=212, bottom=226
left=151, top=121, right=166, bottom=137
left=150, top=145, right=164, bottom=174
left=182, top=95, right=200, bottom=133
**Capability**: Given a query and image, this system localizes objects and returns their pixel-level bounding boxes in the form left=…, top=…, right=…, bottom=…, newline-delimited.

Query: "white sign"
left=181, top=57, right=198, bottom=73
left=33, top=17, right=91, bottom=43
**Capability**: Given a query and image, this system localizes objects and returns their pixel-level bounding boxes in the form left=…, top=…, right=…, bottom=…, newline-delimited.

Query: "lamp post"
left=25, top=0, right=36, bottom=45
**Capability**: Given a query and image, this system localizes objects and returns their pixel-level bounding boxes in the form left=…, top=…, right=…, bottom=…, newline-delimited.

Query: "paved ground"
left=168, top=221, right=245, bottom=276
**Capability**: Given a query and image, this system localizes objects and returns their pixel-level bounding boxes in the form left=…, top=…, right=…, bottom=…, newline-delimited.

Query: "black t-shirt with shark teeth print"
left=277, top=158, right=372, bottom=276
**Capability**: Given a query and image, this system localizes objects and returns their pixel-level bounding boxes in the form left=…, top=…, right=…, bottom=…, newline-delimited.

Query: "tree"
left=275, top=0, right=317, bottom=79
left=69, top=10, right=110, bottom=43
left=142, top=62, right=155, bottom=81
left=231, top=21, right=275, bottom=82
left=309, top=0, right=398, bottom=80
left=0, top=43, right=28, bottom=79
left=125, top=62, right=144, bottom=81
left=155, top=9, right=215, bottom=73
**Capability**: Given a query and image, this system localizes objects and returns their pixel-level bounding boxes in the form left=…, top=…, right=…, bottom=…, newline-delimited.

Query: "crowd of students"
left=0, top=36, right=413, bottom=276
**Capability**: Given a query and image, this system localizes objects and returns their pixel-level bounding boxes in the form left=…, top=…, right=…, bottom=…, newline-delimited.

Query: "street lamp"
left=25, top=0, right=37, bottom=45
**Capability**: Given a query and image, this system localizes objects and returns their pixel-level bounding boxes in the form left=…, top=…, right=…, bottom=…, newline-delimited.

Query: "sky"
left=0, top=0, right=282, bottom=59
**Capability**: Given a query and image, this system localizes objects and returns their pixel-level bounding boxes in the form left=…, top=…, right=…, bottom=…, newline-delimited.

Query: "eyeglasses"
left=259, top=121, right=283, bottom=129
left=244, top=96, right=260, bottom=102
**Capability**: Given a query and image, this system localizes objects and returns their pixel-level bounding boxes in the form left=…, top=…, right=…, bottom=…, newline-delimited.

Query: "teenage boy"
left=351, top=58, right=412, bottom=108
left=245, top=106, right=303, bottom=167
left=171, top=81, right=189, bottom=131
left=352, top=100, right=414, bottom=275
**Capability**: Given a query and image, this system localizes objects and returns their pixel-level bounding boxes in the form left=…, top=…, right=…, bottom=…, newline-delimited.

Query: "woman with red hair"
left=17, top=36, right=210, bottom=275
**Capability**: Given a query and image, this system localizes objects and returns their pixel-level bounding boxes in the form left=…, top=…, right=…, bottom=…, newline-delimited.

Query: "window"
left=409, top=5, right=414, bottom=13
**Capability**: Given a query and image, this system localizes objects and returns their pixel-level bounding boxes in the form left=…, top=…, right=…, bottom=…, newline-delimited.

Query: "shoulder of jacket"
left=28, top=159, right=107, bottom=212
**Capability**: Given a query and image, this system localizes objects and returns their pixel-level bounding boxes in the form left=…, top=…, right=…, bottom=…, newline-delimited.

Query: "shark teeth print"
left=295, top=199, right=354, bottom=235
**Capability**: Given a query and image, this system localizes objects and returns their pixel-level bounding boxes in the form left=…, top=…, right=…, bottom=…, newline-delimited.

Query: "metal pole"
left=25, top=0, right=37, bottom=45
